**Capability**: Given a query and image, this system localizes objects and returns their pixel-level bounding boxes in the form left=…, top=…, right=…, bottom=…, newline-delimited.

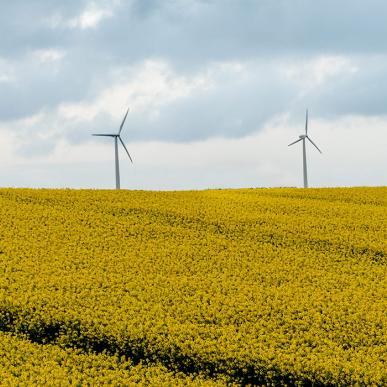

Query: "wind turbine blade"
left=288, top=138, right=302, bottom=146
left=92, top=133, right=115, bottom=137
left=119, top=136, right=133, bottom=163
left=118, top=108, right=129, bottom=135
left=306, top=136, right=322, bottom=153
left=305, top=109, right=308, bottom=135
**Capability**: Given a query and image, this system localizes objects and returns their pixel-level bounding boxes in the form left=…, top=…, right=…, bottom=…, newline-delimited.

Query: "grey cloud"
left=4, top=0, right=387, bottom=64
left=0, top=1, right=84, bottom=56
left=123, top=66, right=295, bottom=142
left=1, top=0, right=387, bottom=145
left=96, top=0, right=387, bottom=66
left=0, top=54, right=101, bottom=121
left=307, top=57, right=387, bottom=118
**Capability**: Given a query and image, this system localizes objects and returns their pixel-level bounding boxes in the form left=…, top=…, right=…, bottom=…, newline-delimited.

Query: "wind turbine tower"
left=288, top=109, right=322, bottom=188
left=92, top=108, right=133, bottom=189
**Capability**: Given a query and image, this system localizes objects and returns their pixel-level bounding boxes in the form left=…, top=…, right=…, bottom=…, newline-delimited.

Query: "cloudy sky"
left=0, top=0, right=386, bottom=190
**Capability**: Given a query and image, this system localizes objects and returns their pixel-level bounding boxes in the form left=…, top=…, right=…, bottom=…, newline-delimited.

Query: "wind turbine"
left=92, top=108, right=133, bottom=189
left=288, top=109, right=322, bottom=188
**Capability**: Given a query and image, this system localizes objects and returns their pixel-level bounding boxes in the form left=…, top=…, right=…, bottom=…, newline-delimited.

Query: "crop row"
left=0, top=332, right=226, bottom=386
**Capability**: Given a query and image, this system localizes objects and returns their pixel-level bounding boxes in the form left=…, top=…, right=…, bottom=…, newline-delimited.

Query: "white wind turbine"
left=288, top=109, right=322, bottom=188
left=92, top=108, right=133, bottom=189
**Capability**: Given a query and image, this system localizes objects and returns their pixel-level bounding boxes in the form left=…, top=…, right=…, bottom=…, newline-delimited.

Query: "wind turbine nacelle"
left=299, top=134, right=307, bottom=139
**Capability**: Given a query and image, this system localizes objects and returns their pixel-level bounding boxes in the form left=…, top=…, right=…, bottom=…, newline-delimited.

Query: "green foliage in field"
left=0, top=187, right=386, bottom=385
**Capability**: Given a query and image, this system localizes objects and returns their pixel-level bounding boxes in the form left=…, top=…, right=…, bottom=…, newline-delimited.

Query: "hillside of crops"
left=0, top=187, right=385, bottom=386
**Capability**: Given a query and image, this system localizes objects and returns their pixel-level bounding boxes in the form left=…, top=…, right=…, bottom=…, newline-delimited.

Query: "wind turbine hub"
left=299, top=134, right=306, bottom=139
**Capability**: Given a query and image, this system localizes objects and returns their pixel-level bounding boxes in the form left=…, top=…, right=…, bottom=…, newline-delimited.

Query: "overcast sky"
left=0, top=0, right=386, bottom=190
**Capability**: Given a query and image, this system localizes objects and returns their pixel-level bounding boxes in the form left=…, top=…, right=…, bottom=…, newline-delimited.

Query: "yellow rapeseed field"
left=0, top=187, right=385, bottom=386
left=0, top=332, right=228, bottom=386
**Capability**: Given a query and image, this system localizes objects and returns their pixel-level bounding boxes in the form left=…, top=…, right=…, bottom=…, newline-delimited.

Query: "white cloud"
left=44, top=1, right=119, bottom=30
left=0, top=75, right=13, bottom=83
left=0, top=57, right=15, bottom=83
left=281, top=55, right=358, bottom=95
left=0, top=129, right=17, bottom=163
left=58, top=59, right=215, bottom=121
left=67, top=2, right=116, bottom=30
left=33, top=49, right=66, bottom=63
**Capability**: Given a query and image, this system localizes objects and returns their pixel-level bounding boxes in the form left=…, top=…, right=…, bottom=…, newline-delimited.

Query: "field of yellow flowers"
left=0, top=187, right=385, bottom=385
